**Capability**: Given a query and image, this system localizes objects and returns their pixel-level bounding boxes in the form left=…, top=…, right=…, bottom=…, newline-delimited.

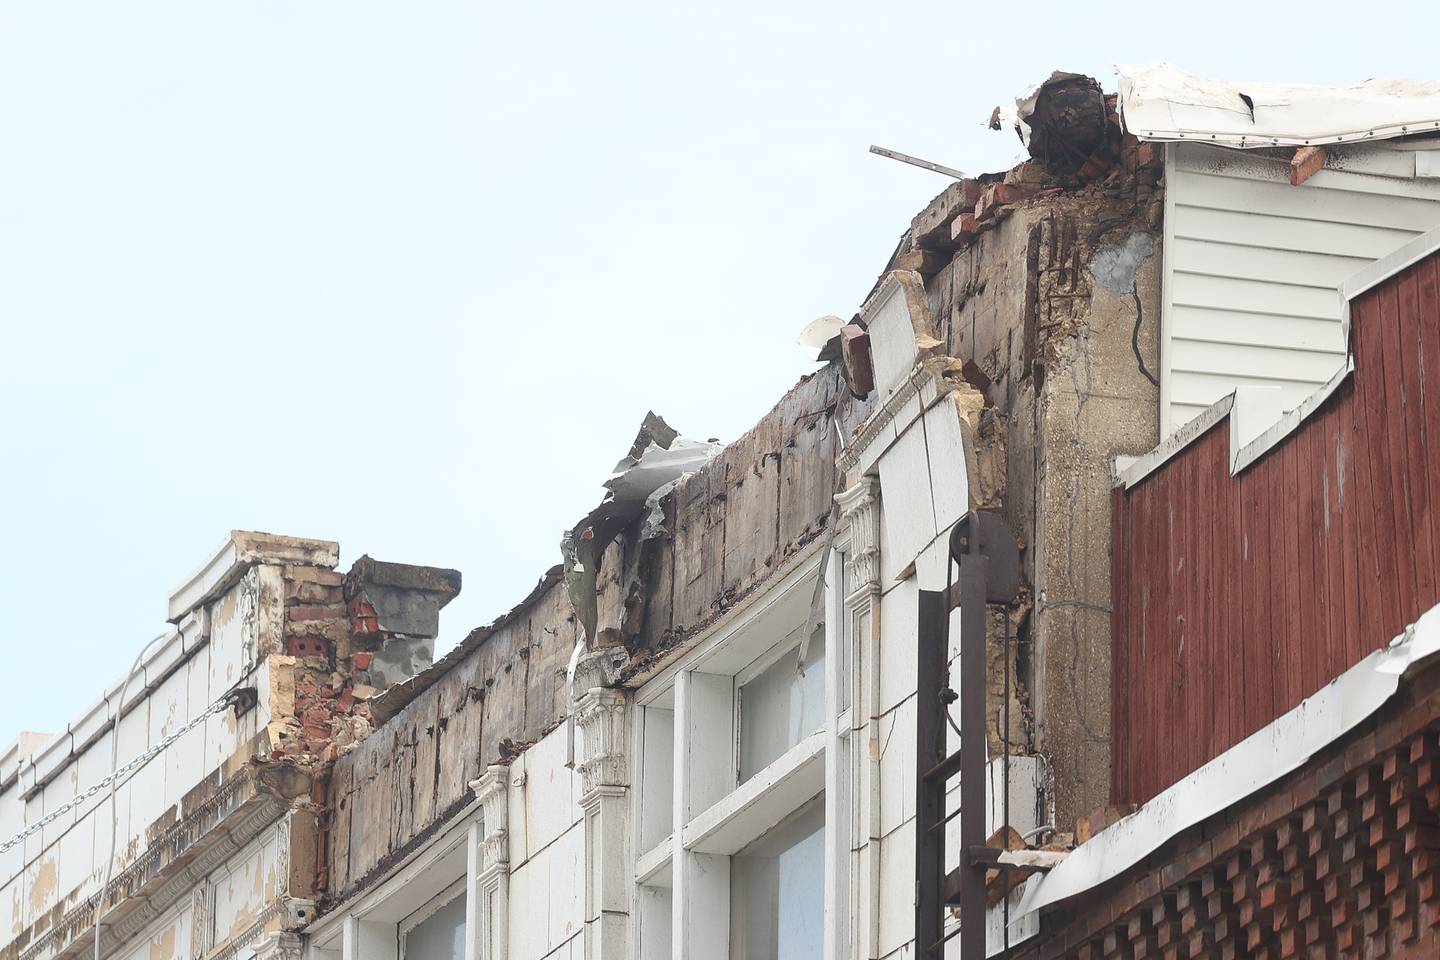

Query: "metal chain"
left=0, top=693, right=237, bottom=855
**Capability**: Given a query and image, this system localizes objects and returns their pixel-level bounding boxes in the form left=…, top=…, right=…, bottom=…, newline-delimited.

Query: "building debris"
left=11, top=61, right=1440, bottom=960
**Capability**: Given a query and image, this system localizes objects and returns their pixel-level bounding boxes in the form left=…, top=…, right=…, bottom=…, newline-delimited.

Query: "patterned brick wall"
left=1017, top=664, right=1440, bottom=960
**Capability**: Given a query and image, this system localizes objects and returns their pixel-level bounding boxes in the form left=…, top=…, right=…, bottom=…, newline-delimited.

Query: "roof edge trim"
left=1012, top=598, right=1440, bottom=924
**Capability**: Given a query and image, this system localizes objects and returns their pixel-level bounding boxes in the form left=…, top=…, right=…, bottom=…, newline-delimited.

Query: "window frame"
left=630, top=546, right=835, bottom=960
left=397, top=879, right=467, bottom=960
left=302, top=802, right=486, bottom=960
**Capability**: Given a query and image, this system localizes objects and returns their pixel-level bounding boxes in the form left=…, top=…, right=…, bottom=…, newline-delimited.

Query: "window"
left=728, top=798, right=826, bottom=960
left=305, top=807, right=496, bottom=960
left=738, top=629, right=825, bottom=782
left=638, top=705, right=675, bottom=852
left=632, top=555, right=832, bottom=960
left=399, top=885, right=465, bottom=960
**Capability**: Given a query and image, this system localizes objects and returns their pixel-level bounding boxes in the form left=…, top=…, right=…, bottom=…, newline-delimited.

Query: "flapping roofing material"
left=1117, top=61, right=1440, bottom=148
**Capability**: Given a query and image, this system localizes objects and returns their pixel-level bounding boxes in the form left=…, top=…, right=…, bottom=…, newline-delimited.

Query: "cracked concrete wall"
left=921, top=149, right=1164, bottom=828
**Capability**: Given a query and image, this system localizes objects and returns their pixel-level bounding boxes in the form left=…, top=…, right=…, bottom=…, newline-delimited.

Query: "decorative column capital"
left=575, top=687, right=629, bottom=799
left=835, top=476, right=881, bottom=601
left=470, top=764, right=510, bottom=872
left=251, top=934, right=302, bottom=960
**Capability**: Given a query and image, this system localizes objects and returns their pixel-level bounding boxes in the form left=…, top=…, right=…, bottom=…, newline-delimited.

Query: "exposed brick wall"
left=268, top=564, right=374, bottom=762
left=1014, top=663, right=1440, bottom=960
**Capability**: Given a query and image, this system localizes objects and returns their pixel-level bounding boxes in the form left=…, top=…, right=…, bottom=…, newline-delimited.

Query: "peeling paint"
left=27, top=858, right=57, bottom=917
left=148, top=924, right=176, bottom=960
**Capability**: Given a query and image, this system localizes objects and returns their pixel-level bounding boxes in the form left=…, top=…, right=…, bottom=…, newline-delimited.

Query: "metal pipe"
left=94, top=634, right=163, bottom=960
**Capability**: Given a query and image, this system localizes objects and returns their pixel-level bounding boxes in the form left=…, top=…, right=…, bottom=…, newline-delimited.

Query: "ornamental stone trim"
left=575, top=688, right=628, bottom=797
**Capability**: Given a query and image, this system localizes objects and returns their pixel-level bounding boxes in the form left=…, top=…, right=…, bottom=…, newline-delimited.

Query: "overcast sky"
left=1, top=1, right=1433, bottom=747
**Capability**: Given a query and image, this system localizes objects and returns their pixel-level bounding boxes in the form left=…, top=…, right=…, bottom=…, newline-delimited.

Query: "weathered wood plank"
left=719, top=411, right=782, bottom=600
left=1111, top=251, right=1440, bottom=804
left=778, top=372, right=839, bottom=556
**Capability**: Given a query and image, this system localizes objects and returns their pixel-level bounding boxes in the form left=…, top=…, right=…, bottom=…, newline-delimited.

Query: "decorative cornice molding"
left=574, top=688, right=628, bottom=798
left=203, top=901, right=285, bottom=960
left=17, top=772, right=290, bottom=960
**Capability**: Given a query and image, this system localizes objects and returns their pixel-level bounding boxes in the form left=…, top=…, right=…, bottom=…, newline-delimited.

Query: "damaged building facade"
left=7, top=61, right=1440, bottom=960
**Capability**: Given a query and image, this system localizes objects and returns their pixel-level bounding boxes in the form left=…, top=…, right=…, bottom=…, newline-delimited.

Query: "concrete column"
left=672, top=670, right=733, bottom=960
left=575, top=687, right=631, bottom=960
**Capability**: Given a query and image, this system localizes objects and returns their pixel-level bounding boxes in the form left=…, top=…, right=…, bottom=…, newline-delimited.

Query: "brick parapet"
left=269, top=564, right=374, bottom=762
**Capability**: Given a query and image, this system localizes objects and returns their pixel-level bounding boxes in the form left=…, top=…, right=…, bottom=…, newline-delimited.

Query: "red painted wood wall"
left=1111, top=249, right=1440, bottom=806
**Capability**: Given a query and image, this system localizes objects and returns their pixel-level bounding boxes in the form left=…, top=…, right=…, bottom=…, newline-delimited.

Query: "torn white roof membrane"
left=1117, top=61, right=1440, bottom=148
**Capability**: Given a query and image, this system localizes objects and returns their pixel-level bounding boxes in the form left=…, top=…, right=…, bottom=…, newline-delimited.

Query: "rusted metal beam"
left=916, top=511, right=1022, bottom=959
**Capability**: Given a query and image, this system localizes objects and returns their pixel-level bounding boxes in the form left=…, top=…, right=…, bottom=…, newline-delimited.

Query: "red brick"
left=974, top=183, right=1034, bottom=222
left=286, top=565, right=344, bottom=586
left=950, top=212, right=980, bottom=245
left=1289, top=147, right=1326, bottom=186
left=289, top=604, right=344, bottom=622
left=287, top=580, right=340, bottom=604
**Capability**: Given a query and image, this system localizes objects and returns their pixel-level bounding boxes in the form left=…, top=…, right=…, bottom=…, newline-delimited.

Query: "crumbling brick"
left=895, top=245, right=949, bottom=279
left=1290, top=146, right=1327, bottom=186
left=950, top=212, right=980, bottom=245
left=974, top=183, right=1035, bottom=223
left=912, top=178, right=984, bottom=249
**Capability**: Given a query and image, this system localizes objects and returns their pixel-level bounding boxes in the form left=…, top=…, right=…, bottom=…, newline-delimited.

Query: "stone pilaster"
left=467, top=765, right=510, bottom=960
left=835, top=476, right=880, bottom=603
left=574, top=687, right=631, bottom=959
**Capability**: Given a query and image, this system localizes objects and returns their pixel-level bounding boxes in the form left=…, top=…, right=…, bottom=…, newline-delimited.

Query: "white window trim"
left=303, top=789, right=501, bottom=960
left=397, top=879, right=467, bottom=960
left=630, top=549, right=834, bottom=960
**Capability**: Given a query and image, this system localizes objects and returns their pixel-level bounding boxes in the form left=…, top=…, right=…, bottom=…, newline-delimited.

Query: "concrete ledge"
left=168, top=531, right=339, bottom=623
left=681, top=730, right=825, bottom=855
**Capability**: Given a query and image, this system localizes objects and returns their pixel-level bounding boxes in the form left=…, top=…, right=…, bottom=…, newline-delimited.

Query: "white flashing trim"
left=1120, top=222, right=1440, bottom=489
left=1230, top=359, right=1355, bottom=474
left=1227, top=386, right=1284, bottom=466
left=1114, top=357, right=1356, bottom=489
left=1339, top=222, right=1440, bottom=304
left=1114, top=395, right=1233, bottom=489
left=1014, top=599, right=1440, bottom=925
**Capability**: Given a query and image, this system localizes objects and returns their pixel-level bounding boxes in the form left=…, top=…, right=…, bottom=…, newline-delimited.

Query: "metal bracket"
left=915, top=510, right=1023, bottom=959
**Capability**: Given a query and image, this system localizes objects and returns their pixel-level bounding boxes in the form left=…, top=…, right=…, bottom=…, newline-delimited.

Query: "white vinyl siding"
left=1161, top=140, right=1440, bottom=434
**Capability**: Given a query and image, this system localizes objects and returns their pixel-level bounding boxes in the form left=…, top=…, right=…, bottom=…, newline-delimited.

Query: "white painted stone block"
left=876, top=695, right=916, bottom=838
left=876, top=821, right=916, bottom=959
left=522, top=729, right=580, bottom=855
left=877, top=578, right=919, bottom=717
left=923, top=400, right=971, bottom=535
left=878, top=422, right=938, bottom=589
